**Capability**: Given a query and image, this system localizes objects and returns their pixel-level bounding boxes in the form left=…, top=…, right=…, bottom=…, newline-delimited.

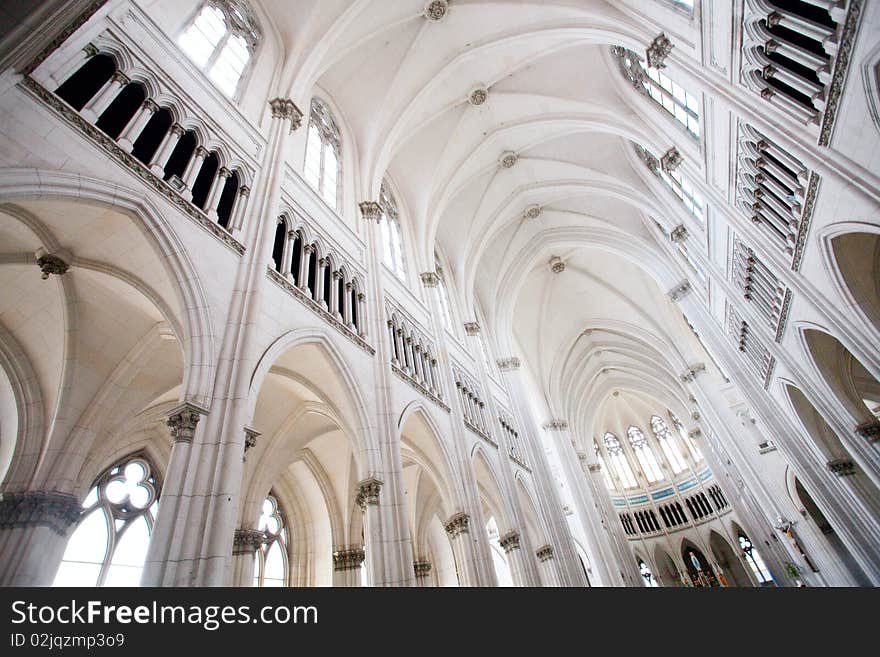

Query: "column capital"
left=535, top=544, right=554, bottom=562
left=680, top=362, right=706, bottom=383
left=238, top=185, right=251, bottom=198
left=413, top=560, right=433, bottom=577
left=169, top=123, right=185, bottom=137
left=358, top=201, right=382, bottom=223
left=646, top=32, right=673, bottom=69
left=0, top=491, right=80, bottom=535
left=166, top=402, right=208, bottom=444
left=217, top=166, right=232, bottom=179
left=463, top=321, right=481, bottom=335
left=268, top=98, right=303, bottom=131
left=499, top=530, right=521, bottom=553
left=667, top=279, right=692, bottom=302
left=855, top=420, right=880, bottom=442
left=420, top=271, right=440, bottom=287
left=142, top=98, right=159, bottom=113
left=111, top=71, right=130, bottom=85
left=827, top=458, right=856, bottom=477
left=194, top=146, right=209, bottom=159
left=332, top=546, right=365, bottom=571
left=496, top=356, right=521, bottom=371
left=355, top=477, right=383, bottom=509
left=83, top=43, right=99, bottom=58
left=232, top=528, right=266, bottom=555
left=444, top=511, right=470, bottom=538
left=587, top=463, right=602, bottom=474
left=243, top=427, right=260, bottom=461
left=542, top=419, right=568, bottom=431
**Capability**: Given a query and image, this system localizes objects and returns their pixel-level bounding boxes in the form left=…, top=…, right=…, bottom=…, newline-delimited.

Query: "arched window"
left=253, top=495, right=288, bottom=587
left=54, top=454, right=160, bottom=587
left=738, top=533, right=773, bottom=585
left=379, top=179, right=406, bottom=279
left=594, top=440, right=615, bottom=490
left=639, top=559, right=659, bottom=587
left=670, top=411, right=703, bottom=461
left=603, top=432, right=637, bottom=488
left=178, top=1, right=261, bottom=97
left=435, top=253, right=453, bottom=331
left=627, top=426, right=664, bottom=483
left=650, top=415, right=687, bottom=474
left=304, top=97, right=341, bottom=210
left=613, top=46, right=700, bottom=137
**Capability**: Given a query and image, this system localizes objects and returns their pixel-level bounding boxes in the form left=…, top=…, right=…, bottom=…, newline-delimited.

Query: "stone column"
left=445, top=512, right=483, bottom=587
left=332, top=546, right=365, bottom=587
left=229, top=185, right=250, bottom=232
left=315, top=257, right=328, bottom=307
left=181, top=146, right=208, bottom=201
left=413, top=560, right=433, bottom=587
left=149, top=123, right=184, bottom=176
left=356, top=477, right=383, bottom=586
left=81, top=70, right=128, bottom=122
left=343, top=281, right=354, bottom=329
left=299, top=244, right=313, bottom=294
left=499, top=529, right=537, bottom=587
left=117, top=98, right=158, bottom=152
left=357, top=293, right=367, bottom=337
left=54, top=42, right=98, bottom=88
left=232, top=528, right=265, bottom=587
left=0, top=491, right=81, bottom=586
left=330, top=270, right=342, bottom=318
left=206, top=167, right=232, bottom=221
left=535, top=544, right=561, bottom=586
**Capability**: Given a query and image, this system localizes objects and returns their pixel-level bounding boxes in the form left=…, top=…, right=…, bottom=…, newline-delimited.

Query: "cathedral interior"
left=0, top=0, right=878, bottom=588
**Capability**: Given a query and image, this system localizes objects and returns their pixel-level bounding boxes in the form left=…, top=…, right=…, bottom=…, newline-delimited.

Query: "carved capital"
left=217, top=166, right=231, bottom=179
left=588, top=463, right=602, bottom=474
left=142, top=98, right=159, bottom=113
left=536, top=544, right=554, bottom=562
left=268, top=98, right=303, bottom=131
left=358, top=201, right=382, bottom=223
left=496, top=357, right=521, bottom=371
left=0, top=491, right=80, bottom=535
left=660, top=147, right=683, bottom=173
left=194, top=146, right=209, bottom=159
left=420, top=271, right=440, bottom=287
left=827, top=459, right=856, bottom=477
left=170, top=123, right=185, bottom=137
left=413, top=560, right=433, bottom=577
left=333, top=546, right=365, bottom=571
left=680, top=363, right=706, bottom=383
left=233, top=528, right=266, bottom=555
left=111, top=71, right=130, bottom=85
left=83, top=43, right=99, bottom=58
left=542, top=420, right=568, bottom=431
left=166, top=402, right=206, bottom=444
left=499, top=530, right=521, bottom=553
left=355, top=477, right=383, bottom=509
left=463, top=321, right=481, bottom=336
left=243, top=427, right=260, bottom=461
left=444, top=511, right=470, bottom=538
left=855, top=420, right=880, bottom=442
left=688, top=428, right=702, bottom=440
left=646, top=32, right=673, bottom=69
left=667, top=279, right=692, bottom=302
left=238, top=185, right=251, bottom=198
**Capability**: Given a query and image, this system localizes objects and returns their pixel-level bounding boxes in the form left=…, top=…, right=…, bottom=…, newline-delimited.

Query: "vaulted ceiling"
left=257, top=0, right=705, bottom=443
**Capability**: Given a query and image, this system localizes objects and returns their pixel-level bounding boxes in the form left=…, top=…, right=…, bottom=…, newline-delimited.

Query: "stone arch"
left=708, top=529, right=753, bottom=587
